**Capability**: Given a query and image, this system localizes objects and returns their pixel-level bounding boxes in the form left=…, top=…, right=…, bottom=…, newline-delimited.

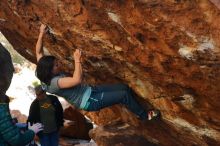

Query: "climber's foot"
left=147, top=109, right=160, bottom=121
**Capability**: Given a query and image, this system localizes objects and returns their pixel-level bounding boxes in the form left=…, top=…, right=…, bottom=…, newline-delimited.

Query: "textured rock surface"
left=60, top=106, right=93, bottom=140
left=0, top=0, right=220, bottom=145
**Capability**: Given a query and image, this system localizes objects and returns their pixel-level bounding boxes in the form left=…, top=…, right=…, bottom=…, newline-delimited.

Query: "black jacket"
left=27, top=95, right=64, bottom=130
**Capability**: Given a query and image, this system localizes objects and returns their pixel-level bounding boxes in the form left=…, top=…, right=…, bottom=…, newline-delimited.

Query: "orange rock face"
left=60, top=106, right=93, bottom=140
left=0, top=0, right=220, bottom=145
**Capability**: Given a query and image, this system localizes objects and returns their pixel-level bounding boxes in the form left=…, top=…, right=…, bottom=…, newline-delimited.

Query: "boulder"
left=60, top=106, right=93, bottom=140
left=1, top=0, right=220, bottom=145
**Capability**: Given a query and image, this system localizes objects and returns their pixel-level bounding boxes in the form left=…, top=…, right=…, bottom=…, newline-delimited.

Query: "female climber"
left=35, top=24, right=160, bottom=121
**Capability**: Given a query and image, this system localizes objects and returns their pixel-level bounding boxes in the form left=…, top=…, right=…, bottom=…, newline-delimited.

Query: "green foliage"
left=32, top=81, right=41, bottom=87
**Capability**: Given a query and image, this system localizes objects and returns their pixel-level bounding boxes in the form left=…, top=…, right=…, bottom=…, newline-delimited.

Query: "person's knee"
left=124, top=84, right=132, bottom=92
left=121, top=90, right=130, bottom=100
left=118, top=83, right=130, bottom=90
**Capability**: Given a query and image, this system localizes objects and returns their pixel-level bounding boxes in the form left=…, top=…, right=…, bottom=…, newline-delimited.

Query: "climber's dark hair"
left=36, top=56, right=56, bottom=85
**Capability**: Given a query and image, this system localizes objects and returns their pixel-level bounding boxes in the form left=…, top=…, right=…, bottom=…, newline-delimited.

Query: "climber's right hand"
left=73, top=49, right=82, bottom=62
left=39, top=24, right=48, bottom=34
left=28, top=122, right=44, bottom=134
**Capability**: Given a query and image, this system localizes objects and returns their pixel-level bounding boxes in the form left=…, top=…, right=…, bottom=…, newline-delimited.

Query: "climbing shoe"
left=147, top=109, right=160, bottom=120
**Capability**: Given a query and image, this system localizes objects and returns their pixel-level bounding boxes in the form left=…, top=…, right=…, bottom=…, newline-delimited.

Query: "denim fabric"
left=80, top=87, right=92, bottom=109
left=39, top=131, right=59, bottom=146
left=86, top=84, right=147, bottom=120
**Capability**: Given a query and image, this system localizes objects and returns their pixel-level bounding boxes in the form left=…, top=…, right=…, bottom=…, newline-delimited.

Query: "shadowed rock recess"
left=0, top=0, right=220, bottom=146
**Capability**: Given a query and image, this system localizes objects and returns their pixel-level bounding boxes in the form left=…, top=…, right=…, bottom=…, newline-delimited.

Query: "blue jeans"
left=87, top=84, right=147, bottom=120
left=39, top=131, right=59, bottom=146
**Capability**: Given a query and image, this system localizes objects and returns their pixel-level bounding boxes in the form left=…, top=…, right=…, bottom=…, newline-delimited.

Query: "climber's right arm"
left=36, top=24, right=47, bottom=62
